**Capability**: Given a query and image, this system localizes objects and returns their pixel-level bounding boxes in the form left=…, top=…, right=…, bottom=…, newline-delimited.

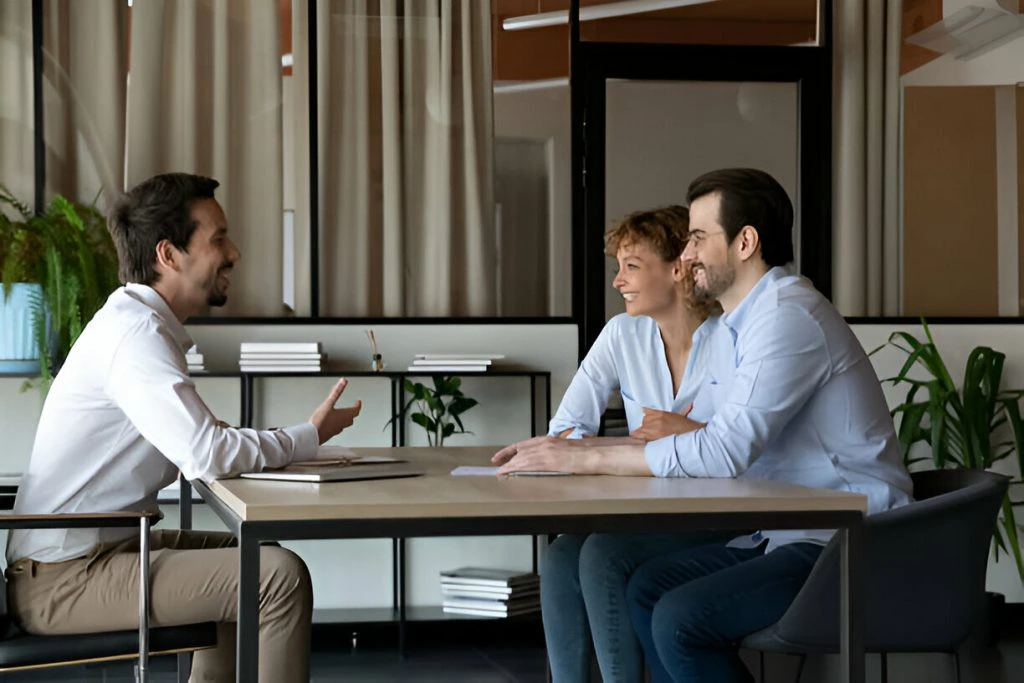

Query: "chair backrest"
left=769, top=469, right=1008, bottom=652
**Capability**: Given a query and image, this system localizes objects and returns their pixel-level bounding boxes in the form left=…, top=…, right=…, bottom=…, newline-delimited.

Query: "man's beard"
left=693, top=263, right=735, bottom=303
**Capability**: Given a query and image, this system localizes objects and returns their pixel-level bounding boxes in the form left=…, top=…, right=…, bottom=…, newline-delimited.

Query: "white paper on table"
left=451, top=466, right=501, bottom=476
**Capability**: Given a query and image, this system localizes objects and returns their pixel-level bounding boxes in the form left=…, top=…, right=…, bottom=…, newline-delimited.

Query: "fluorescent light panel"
left=502, top=0, right=721, bottom=31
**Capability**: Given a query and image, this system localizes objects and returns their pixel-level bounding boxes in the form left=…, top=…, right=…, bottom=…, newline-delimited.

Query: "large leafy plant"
left=388, top=376, right=478, bottom=446
left=0, top=187, right=120, bottom=386
left=873, top=319, right=1024, bottom=582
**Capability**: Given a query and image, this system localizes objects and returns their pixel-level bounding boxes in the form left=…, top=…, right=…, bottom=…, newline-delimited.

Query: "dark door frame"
left=569, top=1, right=834, bottom=357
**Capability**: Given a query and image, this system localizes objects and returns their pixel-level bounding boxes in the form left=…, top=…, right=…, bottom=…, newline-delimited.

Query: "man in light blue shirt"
left=497, top=168, right=912, bottom=683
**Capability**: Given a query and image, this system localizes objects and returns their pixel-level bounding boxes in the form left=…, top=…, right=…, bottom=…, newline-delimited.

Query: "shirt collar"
left=721, top=266, right=789, bottom=335
left=123, top=283, right=194, bottom=352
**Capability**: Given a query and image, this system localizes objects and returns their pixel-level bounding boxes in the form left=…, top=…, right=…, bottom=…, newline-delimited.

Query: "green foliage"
left=387, top=376, right=479, bottom=446
left=872, top=318, right=1024, bottom=583
left=0, top=187, right=120, bottom=388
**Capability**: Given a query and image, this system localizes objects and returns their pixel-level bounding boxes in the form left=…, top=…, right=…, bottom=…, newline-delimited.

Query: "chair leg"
left=793, top=653, right=806, bottom=683
left=759, top=651, right=765, bottom=682
left=177, top=652, right=192, bottom=683
left=880, top=652, right=888, bottom=683
left=952, top=650, right=962, bottom=683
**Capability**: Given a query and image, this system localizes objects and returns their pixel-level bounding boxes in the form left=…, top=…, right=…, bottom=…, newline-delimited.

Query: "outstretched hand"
left=629, top=404, right=704, bottom=442
left=309, top=378, right=362, bottom=444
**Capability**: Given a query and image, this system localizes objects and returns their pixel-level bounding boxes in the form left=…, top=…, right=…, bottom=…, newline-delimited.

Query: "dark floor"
left=3, top=620, right=1023, bottom=682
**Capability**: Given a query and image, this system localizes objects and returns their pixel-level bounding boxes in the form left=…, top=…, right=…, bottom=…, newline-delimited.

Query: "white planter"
left=0, top=283, right=42, bottom=375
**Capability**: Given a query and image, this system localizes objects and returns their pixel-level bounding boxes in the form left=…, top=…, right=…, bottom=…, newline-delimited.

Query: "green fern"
left=0, top=187, right=120, bottom=390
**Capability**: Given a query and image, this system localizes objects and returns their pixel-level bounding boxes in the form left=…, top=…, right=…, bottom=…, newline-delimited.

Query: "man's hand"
left=493, top=436, right=591, bottom=475
left=630, top=404, right=705, bottom=442
left=309, top=378, right=362, bottom=444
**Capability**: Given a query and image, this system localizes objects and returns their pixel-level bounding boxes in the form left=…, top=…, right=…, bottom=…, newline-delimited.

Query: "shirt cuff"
left=547, top=425, right=586, bottom=439
left=282, top=422, right=320, bottom=462
left=644, top=436, right=678, bottom=478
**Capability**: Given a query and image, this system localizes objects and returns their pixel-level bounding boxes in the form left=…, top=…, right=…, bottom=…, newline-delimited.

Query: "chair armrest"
left=0, top=510, right=163, bottom=530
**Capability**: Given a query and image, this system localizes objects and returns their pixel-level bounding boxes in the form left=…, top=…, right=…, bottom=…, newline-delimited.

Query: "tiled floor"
left=3, top=625, right=1023, bottom=682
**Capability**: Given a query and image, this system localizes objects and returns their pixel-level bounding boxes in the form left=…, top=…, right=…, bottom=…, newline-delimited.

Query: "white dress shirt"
left=645, top=268, right=914, bottom=549
left=7, top=284, right=319, bottom=564
left=548, top=313, right=719, bottom=438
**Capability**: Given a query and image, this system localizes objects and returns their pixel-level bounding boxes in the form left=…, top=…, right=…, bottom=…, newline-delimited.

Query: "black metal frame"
left=27, top=0, right=833, bottom=342
left=191, top=479, right=864, bottom=683
left=572, top=0, right=834, bottom=353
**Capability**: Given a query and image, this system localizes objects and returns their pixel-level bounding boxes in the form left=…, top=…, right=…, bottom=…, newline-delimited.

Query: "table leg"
left=237, top=530, right=260, bottom=682
left=840, top=522, right=864, bottom=683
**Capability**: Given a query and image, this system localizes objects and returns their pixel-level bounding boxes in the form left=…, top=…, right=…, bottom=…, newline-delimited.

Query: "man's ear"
left=154, top=239, right=180, bottom=273
left=735, top=225, right=761, bottom=263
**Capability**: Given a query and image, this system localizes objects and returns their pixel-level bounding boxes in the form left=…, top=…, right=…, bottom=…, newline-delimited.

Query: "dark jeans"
left=626, top=540, right=823, bottom=683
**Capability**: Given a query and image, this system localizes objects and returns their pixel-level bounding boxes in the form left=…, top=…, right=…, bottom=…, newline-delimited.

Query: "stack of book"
left=238, top=342, right=324, bottom=373
left=439, top=567, right=540, bottom=618
left=185, top=345, right=206, bottom=373
left=407, top=354, right=505, bottom=373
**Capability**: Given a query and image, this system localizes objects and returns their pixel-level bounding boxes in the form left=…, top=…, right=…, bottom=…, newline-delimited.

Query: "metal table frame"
left=192, top=481, right=864, bottom=683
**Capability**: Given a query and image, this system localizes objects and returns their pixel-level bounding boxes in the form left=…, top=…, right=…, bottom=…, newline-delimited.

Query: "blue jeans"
left=626, top=541, right=823, bottom=683
left=540, top=531, right=736, bottom=683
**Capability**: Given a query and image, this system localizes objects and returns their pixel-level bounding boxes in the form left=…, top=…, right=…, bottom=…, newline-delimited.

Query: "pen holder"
left=371, top=353, right=385, bottom=372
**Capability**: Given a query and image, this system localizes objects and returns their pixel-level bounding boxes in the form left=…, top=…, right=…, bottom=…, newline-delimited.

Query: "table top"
left=205, top=447, right=868, bottom=522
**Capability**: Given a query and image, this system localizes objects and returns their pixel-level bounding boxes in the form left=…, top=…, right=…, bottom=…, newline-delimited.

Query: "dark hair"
left=107, top=173, right=220, bottom=285
left=604, top=205, right=689, bottom=261
left=685, top=168, right=794, bottom=267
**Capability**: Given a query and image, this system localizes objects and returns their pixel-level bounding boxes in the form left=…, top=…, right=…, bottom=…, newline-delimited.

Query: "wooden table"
left=193, top=446, right=867, bottom=683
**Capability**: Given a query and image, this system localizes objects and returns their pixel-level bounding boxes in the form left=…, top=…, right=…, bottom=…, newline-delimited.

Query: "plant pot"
left=0, top=283, right=42, bottom=375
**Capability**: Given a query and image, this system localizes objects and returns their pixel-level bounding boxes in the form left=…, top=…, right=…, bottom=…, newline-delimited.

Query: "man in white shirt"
left=6, top=173, right=361, bottom=683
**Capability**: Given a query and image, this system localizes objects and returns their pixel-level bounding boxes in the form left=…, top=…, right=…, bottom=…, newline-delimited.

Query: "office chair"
left=0, top=510, right=216, bottom=683
left=741, top=469, right=1007, bottom=683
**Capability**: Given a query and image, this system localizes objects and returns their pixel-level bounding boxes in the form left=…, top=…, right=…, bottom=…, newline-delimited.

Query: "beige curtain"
left=0, top=0, right=126, bottom=207
left=294, top=0, right=495, bottom=317
left=126, top=0, right=285, bottom=316
left=832, top=0, right=902, bottom=316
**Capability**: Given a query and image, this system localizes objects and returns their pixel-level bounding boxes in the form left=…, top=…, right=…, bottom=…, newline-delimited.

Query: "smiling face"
left=175, top=198, right=240, bottom=311
left=683, top=192, right=737, bottom=304
left=611, top=238, right=683, bottom=317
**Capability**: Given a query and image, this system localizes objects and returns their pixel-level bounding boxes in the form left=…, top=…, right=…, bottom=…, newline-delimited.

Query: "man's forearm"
left=578, top=442, right=652, bottom=476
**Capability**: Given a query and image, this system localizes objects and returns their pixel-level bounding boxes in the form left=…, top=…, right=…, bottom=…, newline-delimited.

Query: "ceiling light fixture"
left=502, top=0, right=721, bottom=31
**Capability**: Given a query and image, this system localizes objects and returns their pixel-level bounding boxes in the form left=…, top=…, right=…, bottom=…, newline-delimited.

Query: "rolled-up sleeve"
left=645, top=306, right=832, bottom=478
left=548, top=323, right=620, bottom=438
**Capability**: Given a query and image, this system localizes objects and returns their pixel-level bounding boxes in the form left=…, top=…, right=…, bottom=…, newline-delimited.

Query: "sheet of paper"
left=451, top=466, right=500, bottom=476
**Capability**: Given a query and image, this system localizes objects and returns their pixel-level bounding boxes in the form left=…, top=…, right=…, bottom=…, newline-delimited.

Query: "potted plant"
left=873, top=319, right=1024, bottom=635
left=388, top=376, right=479, bottom=446
left=0, top=187, right=120, bottom=387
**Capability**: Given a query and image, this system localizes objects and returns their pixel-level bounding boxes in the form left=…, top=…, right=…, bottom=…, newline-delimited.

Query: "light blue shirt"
left=645, top=268, right=914, bottom=548
left=549, top=313, right=719, bottom=438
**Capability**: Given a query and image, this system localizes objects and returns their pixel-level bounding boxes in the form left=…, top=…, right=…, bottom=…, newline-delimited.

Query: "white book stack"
left=439, top=567, right=540, bottom=618
left=407, top=354, right=505, bottom=374
left=185, top=345, right=206, bottom=373
left=238, top=342, right=324, bottom=373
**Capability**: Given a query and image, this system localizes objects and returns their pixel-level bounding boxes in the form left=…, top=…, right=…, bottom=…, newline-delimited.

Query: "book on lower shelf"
left=440, top=567, right=540, bottom=618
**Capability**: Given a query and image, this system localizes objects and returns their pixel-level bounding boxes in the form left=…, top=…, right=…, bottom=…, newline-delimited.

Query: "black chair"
left=741, top=469, right=1008, bottom=683
left=0, top=510, right=216, bottom=682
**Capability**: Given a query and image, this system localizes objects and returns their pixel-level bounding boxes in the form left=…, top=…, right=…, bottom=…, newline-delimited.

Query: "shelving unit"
left=179, top=365, right=553, bottom=653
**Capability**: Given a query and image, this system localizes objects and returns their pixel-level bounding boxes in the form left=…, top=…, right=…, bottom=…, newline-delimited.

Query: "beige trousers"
left=6, top=529, right=312, bottom=683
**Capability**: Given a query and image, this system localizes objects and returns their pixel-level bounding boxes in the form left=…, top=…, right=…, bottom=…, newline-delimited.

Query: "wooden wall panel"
left=903, top=87, right=999, bottom=316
